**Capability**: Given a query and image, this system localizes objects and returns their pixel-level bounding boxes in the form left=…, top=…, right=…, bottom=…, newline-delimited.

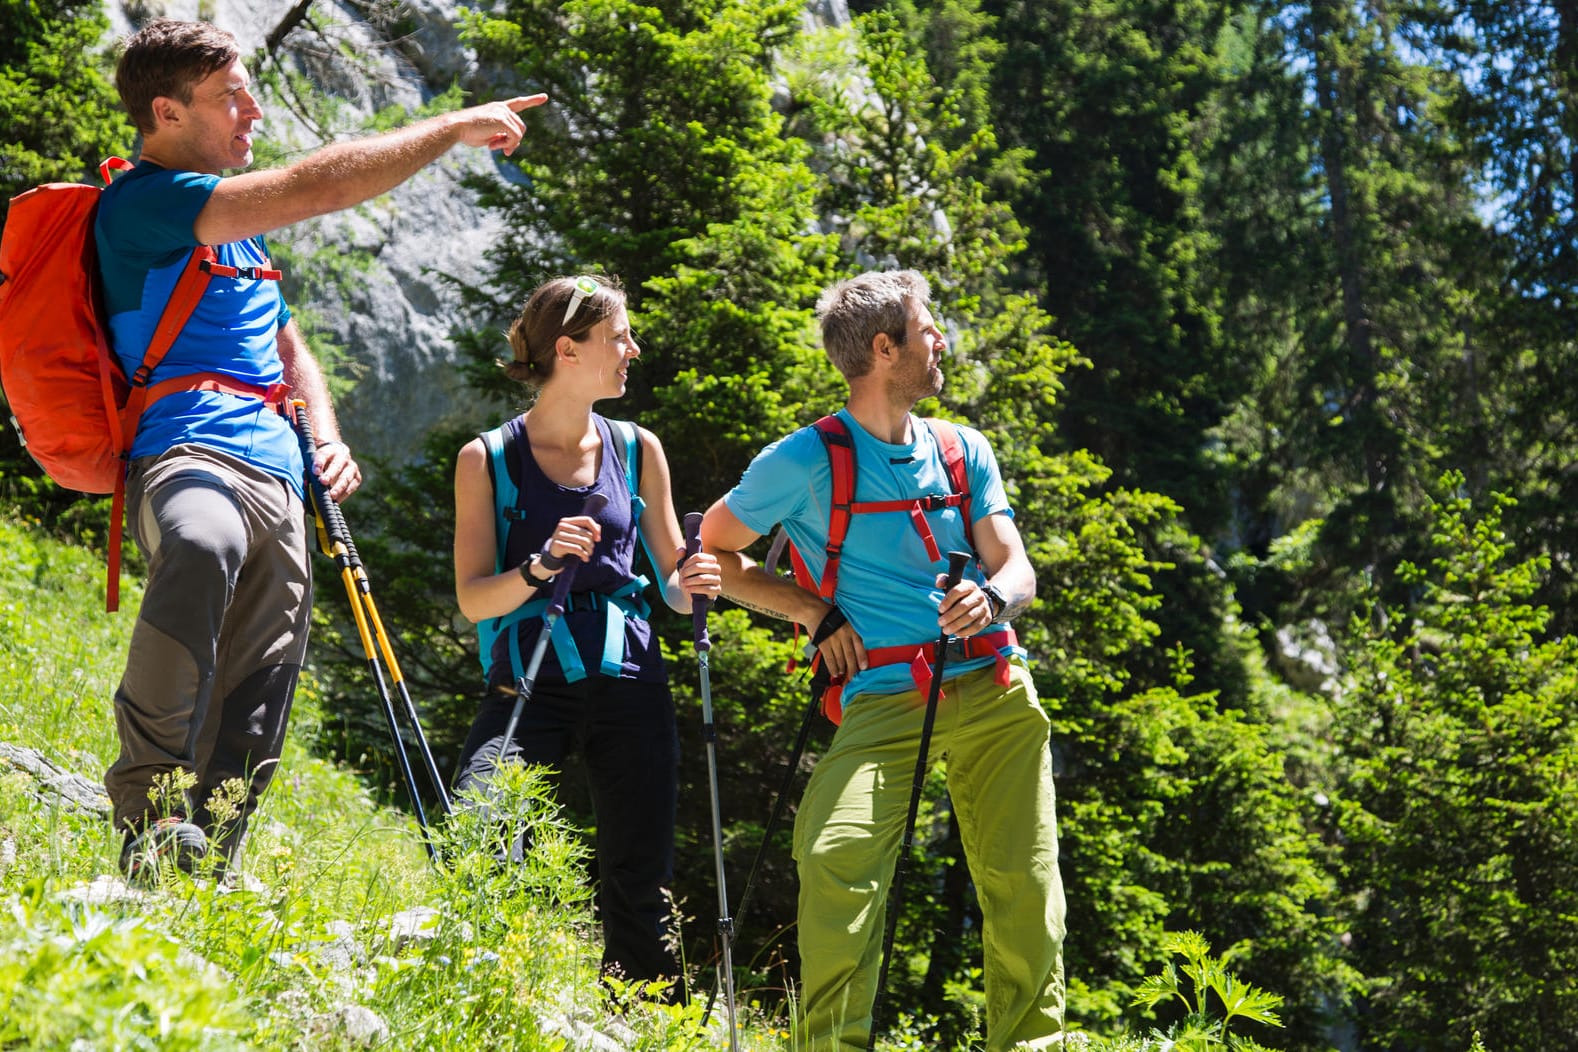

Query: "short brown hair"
left=505, top=275, right=627, bottom=388
left=116, top=20, right=241, bottom=135
left=816, top=270, right=931, bottom=380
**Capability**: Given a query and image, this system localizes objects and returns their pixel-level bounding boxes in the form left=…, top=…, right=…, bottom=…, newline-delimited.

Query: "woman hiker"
left=451, top=274, right=722, bottom=997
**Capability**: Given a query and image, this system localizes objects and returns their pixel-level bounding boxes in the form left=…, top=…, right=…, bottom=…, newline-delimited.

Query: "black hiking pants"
left=454, top=675, right=681, bottom=994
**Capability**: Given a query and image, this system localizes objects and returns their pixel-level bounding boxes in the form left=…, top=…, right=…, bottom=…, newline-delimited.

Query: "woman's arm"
left=454, top=437, right=537, bottom=623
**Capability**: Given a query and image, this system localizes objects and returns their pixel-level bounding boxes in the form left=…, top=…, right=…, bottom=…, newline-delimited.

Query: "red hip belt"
left=821, top=627, right=1019, bottom=725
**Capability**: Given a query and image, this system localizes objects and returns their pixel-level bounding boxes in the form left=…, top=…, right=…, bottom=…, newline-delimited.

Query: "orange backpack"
left=0, top=158, right=283, bottom=610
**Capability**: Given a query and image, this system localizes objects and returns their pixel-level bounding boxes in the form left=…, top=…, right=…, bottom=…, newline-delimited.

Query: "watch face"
left=984, top=584, right=1005, bottom=617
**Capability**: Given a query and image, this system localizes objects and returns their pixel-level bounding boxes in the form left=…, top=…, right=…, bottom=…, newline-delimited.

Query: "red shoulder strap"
left=924, top=417, right=974, bottom=551
left=117, top=246, right=216, bottom=443
left=102, top=247, right=216, bottom=612
left=99, top=157, right=134, bottom=184
left=812, top=415, right=855, bottom=599
left=95, top=157, right=288, bottom=610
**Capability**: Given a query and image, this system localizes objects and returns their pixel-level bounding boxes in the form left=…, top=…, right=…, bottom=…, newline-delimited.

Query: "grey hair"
left=816, top=270, right=932, bottom=379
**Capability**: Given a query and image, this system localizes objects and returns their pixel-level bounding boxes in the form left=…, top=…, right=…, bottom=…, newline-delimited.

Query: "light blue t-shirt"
left=95, top=162, right=302, bottom=496
left=724, top=409, right=1014, bottom=703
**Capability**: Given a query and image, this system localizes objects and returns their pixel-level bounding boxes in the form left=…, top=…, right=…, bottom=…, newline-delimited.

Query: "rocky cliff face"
left=106, top=0, right=846, bottom=465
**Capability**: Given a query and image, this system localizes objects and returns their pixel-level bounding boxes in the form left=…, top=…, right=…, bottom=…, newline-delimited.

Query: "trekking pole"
left=290, top=401, right=451, bottom=861
left=702, top=526, right=820, bottom=1029
left=702, top=690, right=817, bottom=1032
left=684, top=512, right=740, bottom=1052
left=496, top=492, right=608, bottom=764
left=867, top=550, right=972, bottom=1052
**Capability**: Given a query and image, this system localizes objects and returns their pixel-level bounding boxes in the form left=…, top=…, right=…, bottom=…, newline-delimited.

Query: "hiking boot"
left=119, top=817, right=209, bottom=886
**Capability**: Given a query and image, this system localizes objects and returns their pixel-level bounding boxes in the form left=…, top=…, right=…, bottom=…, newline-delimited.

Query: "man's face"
left=172, top=58, right=262, bottom=174
left=892, top=299, right=946, bottom=403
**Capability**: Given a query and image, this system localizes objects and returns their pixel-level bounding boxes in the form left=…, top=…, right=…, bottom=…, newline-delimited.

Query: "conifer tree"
left=1335, top=477, right=1578, bottom=1049
left=0, top=0, right=130, bottom=219
left=0, top=0, right=133, bottom=537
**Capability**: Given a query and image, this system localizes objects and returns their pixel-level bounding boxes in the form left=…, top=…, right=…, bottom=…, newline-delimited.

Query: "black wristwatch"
left=518, top=553, right=555, bottom=588
left=981, top=582, right=1007, bottom=622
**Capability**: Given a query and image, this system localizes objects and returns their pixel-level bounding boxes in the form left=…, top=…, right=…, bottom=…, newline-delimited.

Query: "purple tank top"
left=487, top=413, right=663, bottom=687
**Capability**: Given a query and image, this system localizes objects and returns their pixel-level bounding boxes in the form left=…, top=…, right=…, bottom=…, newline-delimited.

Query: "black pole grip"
left=683, top=511, right=712, bottom=652
left=944, top=549, right=971, bottom=593
left=291, top=400, right=360, bottom=569
left=545, top=492, right=608, bottom=618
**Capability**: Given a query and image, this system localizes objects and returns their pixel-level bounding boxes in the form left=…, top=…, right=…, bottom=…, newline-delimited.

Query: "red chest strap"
left=811, top=415, right=974, bottom=600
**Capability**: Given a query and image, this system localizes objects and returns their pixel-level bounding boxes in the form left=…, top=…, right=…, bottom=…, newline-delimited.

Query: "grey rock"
left=309, top=1003, right=391, bottom=1048
left=0, top=742, right=111, bottom=818
left=98, top=0, right=853, bottom=466
left=387, top=905, right=442, bottom=947
left=1274, top=620, right=1340, bottom=692
left=57, top=874, right=145, bottom=907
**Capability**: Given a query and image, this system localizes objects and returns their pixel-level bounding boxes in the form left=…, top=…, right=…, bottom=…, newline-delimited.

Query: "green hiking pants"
left=792, top=662, right=1066, bottom=1051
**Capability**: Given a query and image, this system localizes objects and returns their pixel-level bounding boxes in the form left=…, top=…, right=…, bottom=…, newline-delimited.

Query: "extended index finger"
left=507, top=93, right=550, bottom=111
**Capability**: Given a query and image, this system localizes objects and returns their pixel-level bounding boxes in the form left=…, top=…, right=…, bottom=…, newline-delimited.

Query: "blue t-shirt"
left=95, top=162, right=302, bottom=496
left=724, top=409, right=1013, bottom=703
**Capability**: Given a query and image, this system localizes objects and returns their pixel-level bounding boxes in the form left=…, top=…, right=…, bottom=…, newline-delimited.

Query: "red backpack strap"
left=102, top=248, right=216, bottom=612
left=98, top=157, right=134, bottom=184
left=104, top=246, right=291, bottom=611
left=106, top=480, right=127, bottom=612
left=812, top=415, right=856, bottom=599
left=796, top=415, right=977, bottom=721
left=924, top=417, right=974, bottom=552
left=116, top=247, right=215, bottom=448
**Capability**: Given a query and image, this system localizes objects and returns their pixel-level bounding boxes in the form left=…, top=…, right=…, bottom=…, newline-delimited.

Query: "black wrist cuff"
left=811, top=603, right=848, bottom=646
left=519, top=555, right=554, bottom=588
left=538, top=545, right=566, bottom=572
left=982, top=582, right=1007, bottom=621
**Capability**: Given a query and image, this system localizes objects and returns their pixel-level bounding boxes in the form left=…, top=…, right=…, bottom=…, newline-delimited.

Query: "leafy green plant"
left=1129, top=931, right=1285, bottom=1051
left=0, top=880, right=254, bottom=1050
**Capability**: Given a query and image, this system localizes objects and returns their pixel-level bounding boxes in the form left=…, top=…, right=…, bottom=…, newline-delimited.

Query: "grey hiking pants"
left=105, top=444, right=311, bottom=863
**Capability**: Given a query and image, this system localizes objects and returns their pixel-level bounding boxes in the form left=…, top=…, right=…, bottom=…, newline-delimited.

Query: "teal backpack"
left=476, top=416, right=657, bottom=684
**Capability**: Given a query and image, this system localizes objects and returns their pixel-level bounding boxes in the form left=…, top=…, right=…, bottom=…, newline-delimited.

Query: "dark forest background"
left=4, top=1, right=1576, bottom=1048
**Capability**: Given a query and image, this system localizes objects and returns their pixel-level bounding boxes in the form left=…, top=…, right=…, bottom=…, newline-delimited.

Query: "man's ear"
left=871, top=331, right=899, bottom=366
left=149, top=95, right=184, bottom=131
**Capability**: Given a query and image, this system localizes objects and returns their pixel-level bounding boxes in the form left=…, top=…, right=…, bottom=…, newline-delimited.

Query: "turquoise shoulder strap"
left=478, top=418, right=658, bottom=685
left=605, top=417, right=641, bottom=504
left=604, top=417, right=660, bottom=575
left=476, top=424, right=514, bottom=677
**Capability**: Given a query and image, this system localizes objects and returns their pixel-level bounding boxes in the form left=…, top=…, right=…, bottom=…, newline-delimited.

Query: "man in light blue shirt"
left=702, top=270, right=1067, bottom=1050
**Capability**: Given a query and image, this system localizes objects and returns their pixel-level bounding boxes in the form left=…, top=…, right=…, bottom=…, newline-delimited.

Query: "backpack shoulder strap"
left=604, top=417, right=642, bottom=503
left=481, top=423, right=515, bottom=575
left=922, top=417, right=975, bottom=552
left=604, top=416, right=662, bottom=579
left=474, top=421, right=517, bottom=679
left=811, top=414, right=856, bottom=600
left=116, top=247, right=214, bottom=447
